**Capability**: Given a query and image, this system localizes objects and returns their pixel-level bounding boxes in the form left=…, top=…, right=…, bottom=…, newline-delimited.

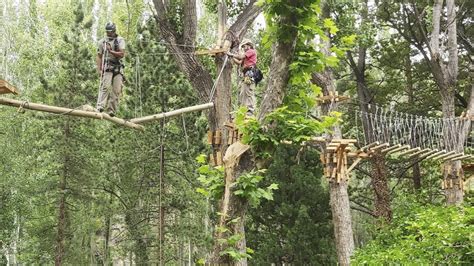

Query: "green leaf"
left=196, top=154, right=207, bottom=164
left=341, top=34, right=357, bottom=46
left=196, top=188, right=209, bottom=197
left=325, top=55, right=339, bottom=67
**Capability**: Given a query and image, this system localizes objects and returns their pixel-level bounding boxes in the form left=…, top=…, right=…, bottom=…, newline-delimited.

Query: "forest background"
left=0, top=0, right=473, bottom=265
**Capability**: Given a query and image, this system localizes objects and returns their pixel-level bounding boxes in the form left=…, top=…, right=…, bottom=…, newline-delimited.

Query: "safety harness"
left=103, top=37, right=124, bottom=78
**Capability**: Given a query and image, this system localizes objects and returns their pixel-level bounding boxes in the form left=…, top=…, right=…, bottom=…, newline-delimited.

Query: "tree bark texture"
left=370, top=154, right=392, bottom=221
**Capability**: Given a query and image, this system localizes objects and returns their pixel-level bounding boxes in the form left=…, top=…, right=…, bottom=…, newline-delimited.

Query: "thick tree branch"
left=228, top=0, right=262, bottom=41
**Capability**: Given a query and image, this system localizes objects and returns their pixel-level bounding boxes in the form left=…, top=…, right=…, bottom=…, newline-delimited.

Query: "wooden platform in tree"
left=195, top=48, right=228, bottom=56
left=0, top=79, right=19, bottom=95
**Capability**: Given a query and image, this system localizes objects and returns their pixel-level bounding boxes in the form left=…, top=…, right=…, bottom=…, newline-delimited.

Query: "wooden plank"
left=347, top=151, right=371, bottom=158
left=370, top=143, right=389, bottom=151
left=207, top=130, right=222, bottom=145
left=331, top=139, right=357, bottom=144
left=442, top=153, right=465, bottom=162
left=331, top=167, right=337, bottom=179
left=207, top=131, right=213, bottom=144
left=387, top=145, right=410, bottom=155
left=410, top=148, right=431, bottom=157
left=210, top=151, right=223, bottom=166
left=419, top=149, right=439, bottom=159
left=0, top=80, right=19, bottom=95
left=0, top=97, right=144, bottom=130
left=425, top=149, right=444, bottom=160
left=455, top=155, right=473, bottom=161
left=195, top=48, right=228, bottom=55
left=432, top=151, right=456, bottom=161
left=381, top=144, right=401, bottom=153
left=328, top=143, right=341, bottom=147
left=361, top=141, right=380, bottom=151
left=347, top=157, right=362, bottom=174
left=336, top=145, right=347, bottom=173
left=309, top=137, right=326, bottom=143
left=397, top=147, right=421, bottom=156
left=320, top=153, right=325, bottom=164
left=131, top=102, right=214, bottom=124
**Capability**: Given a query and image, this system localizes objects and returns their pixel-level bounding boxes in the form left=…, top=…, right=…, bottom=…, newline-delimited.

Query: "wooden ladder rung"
left=432, top=151, right=456, bottom=161
left=425, top=149, right=444, bottom=160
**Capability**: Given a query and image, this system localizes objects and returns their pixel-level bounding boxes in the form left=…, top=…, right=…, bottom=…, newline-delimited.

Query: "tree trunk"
left=370, top=154, right=392, bottom=221
left=412, top=160, right=422, bottom=190
left=209, top=151, right=253, bottom=265
left=423, top=0, right=465, bottom=204
left=312, top=2, right=355, bottom=265
left=346, top=0, right=392, bottom=222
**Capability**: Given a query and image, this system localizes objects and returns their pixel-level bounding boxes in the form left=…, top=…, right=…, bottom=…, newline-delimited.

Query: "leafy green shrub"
left=353, top=205, right=474, bottom=265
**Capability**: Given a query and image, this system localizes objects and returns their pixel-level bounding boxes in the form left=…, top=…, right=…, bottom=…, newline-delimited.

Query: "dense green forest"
left=0, top=0, right=472, bottom=265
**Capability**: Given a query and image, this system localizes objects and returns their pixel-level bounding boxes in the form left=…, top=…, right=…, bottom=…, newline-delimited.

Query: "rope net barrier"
left=351, top=104, right=473, bottom=154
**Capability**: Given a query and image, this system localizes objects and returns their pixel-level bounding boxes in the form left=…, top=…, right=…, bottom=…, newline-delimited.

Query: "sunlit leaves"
left=353, top=205, right=474, bottom=264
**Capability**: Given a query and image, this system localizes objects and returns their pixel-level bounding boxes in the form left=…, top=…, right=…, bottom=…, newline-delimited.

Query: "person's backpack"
left=254, top=68, right=263, bottom=84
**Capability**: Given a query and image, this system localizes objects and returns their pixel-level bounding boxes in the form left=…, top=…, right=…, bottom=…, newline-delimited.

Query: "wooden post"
left=0, top=97, right=144, bottom=130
